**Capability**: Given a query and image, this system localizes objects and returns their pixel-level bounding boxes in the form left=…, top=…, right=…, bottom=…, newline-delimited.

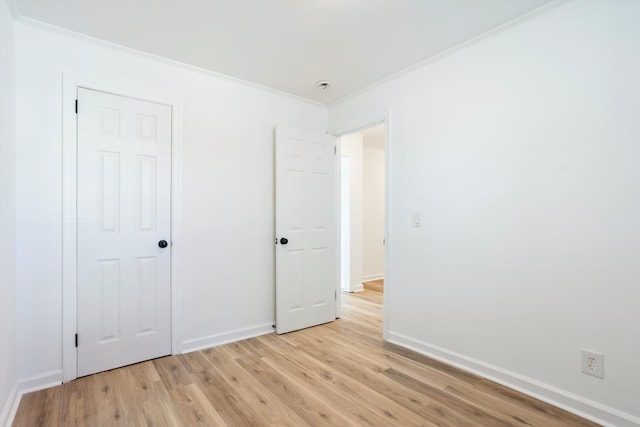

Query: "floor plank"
left=363, top=279, right=384, bottom=293
left=13, top=287, right=601, bottom=426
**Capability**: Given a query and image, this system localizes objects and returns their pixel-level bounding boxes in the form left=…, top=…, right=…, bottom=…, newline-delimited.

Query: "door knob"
left=280, top=237, right=288, bottom=245
left=158, top=240, right=168, bottom=248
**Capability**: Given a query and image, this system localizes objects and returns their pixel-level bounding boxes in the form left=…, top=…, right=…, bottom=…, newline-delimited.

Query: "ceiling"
left=13, top=0, right=553, bottom=104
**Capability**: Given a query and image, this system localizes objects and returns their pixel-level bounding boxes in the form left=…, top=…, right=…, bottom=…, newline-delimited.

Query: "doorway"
left=340, top=124, right=386, bottom=296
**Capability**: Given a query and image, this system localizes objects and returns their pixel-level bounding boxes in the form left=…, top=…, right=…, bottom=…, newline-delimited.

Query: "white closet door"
left=77, top=88, right=172, bottom=376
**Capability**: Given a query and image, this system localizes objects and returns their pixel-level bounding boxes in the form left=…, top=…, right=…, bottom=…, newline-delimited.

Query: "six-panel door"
left=275, top=126, right=337, bottom=334
left=77, top=88, right=172, bottom=377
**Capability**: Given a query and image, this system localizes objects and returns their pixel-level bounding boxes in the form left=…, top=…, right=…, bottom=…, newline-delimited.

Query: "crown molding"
left=6, top=0, right=20, bottom=19
left=12, top=13, right=326, bottom=109
left=328, top=0, right=569, bottom=107
left=8, top=0, right=570, bottom=110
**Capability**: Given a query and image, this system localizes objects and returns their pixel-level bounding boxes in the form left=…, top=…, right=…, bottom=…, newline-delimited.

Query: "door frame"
left=333, top=111, right=392, bottom=340
left=62, top=74, right=183, bottom=382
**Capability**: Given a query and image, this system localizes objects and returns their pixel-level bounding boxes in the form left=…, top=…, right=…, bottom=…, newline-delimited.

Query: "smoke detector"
left=316, top=80, right=332, bottom=90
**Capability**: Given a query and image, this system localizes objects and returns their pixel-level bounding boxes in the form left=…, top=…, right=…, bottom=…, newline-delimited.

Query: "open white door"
left=77, top=88, right=172, bottom=377
left=275, top=126, right=337, bottom=334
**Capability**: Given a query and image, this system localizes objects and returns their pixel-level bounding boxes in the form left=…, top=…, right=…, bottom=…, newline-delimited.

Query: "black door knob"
left=280, top=237, right=288, bottom=245
left=158, top=240, right=168, bottom=248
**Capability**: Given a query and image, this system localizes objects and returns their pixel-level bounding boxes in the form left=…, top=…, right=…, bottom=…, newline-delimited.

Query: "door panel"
left=97, top=259, right=121, bottom=343
left=275, top=126, right=337, bottom=334
left=77, top=88, right=172, bottom=377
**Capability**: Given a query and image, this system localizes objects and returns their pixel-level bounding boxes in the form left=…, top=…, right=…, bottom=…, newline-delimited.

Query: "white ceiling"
left=13, top=0, right=553, bottom=104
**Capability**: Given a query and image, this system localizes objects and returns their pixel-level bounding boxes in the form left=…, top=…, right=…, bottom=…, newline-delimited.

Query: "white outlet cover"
left=581, top=349, right=604, bottom=379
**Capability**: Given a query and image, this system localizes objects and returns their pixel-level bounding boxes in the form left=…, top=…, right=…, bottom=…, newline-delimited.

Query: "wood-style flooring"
left=363, top=279, right=384, bottom=293
left=13, top=287, right=600, bottom=426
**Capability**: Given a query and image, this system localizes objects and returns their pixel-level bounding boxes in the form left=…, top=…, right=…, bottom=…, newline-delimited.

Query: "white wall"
left=362, top=129, right=385, bottom=281
left=0, top=0, right=17, bottom=424
left=330, top=1, right=640, bottom=426
left=340, top=157, right=351, bottom=291
left=340, top=133, right=363, bottom=292
left=14, top=21, right=327, bottom=385
left=0, top=0, right=18, bottom=425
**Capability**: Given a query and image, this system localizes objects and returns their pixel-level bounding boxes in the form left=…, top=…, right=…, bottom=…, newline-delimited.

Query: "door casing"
left=62, top=74, right=183, bottom=382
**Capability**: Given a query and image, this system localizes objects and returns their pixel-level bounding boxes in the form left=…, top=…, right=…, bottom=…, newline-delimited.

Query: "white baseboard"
left=181, top=322, right=275, bottom=354
left=362, top=274, right=384, bottom=282
left=346, top=283, right=364, bottom=293
left=18, top=370, right=63, bottom=395
left=387, top=331, right=640, bottom=427
left=0, top=370, right=62, bottom=427
left=0, top=382, right=19, bottom=427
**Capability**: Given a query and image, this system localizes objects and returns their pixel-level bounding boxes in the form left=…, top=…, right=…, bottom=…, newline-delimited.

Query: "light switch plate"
left=412, top=212, right=421, bottom=227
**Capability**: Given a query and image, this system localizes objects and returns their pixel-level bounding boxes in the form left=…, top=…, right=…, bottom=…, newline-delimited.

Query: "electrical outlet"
left=581, top=349, right=604, bottom=379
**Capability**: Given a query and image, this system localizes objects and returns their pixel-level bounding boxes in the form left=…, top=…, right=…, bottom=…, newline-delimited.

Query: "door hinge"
left=334, top=145, right=337, bottom=155
left=75, top=333, right=78, bottom=348
left=335, top=290, right=337, bottom=299
left=75, top=99, right=78, bottom=114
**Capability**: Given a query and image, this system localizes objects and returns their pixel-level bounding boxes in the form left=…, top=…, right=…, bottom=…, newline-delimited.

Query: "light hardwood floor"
left=13, top=288, right=599, bottom=426
left=363, top=279, right=384, bottom=293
